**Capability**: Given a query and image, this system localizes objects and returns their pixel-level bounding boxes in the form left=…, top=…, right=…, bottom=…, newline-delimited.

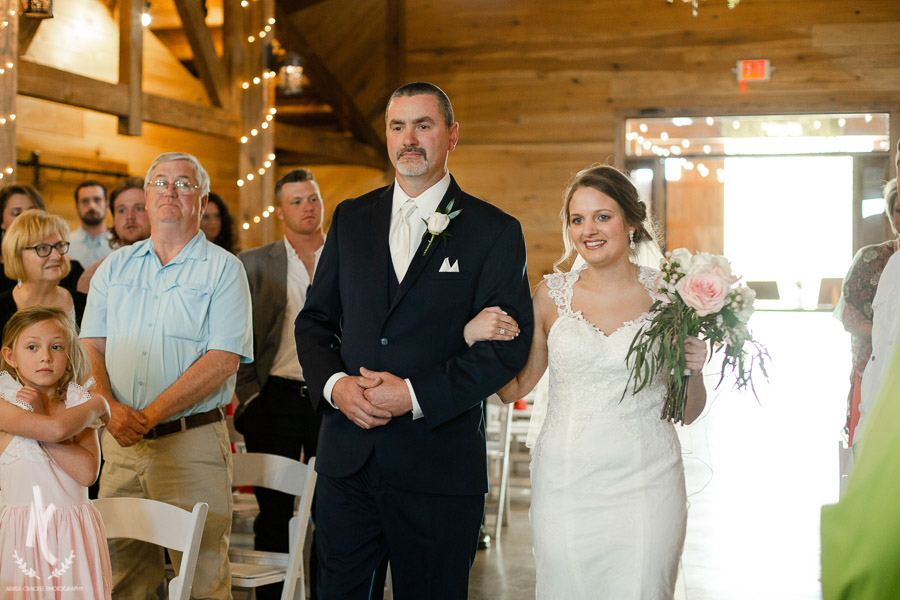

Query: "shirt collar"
left=283, top=236, right=301, bottom=262
left=391, top=172, right=451, bottom=221
left=283, top=235, right=326, bottom=262
left=73, top=228, right=109, bottom=243
left=135, top=230, right=208, bottom=265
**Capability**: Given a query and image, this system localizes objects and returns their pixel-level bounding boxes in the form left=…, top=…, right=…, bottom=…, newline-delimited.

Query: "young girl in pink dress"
left=0, top=305, right=112, bottom=599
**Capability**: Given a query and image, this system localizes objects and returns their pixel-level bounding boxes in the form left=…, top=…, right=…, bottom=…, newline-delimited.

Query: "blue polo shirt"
left=81, top=231, right=253, bottom=421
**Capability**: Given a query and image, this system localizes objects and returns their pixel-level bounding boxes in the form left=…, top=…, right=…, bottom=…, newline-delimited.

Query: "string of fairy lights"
left=0, top=8, right=15, bottom=182
left=237, top=3, right=277, bottom=232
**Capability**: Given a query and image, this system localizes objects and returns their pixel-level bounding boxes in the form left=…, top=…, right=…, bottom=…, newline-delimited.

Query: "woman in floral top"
left=836, top=178, right=899, bottom=444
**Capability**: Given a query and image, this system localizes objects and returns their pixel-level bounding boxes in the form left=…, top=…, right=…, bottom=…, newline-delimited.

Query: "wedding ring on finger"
left=499, top=328, right=505, bottom=335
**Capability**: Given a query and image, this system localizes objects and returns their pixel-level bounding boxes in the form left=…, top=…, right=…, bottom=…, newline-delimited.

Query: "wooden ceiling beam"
left=18, top=60, right=127, bottom=116
left=18, top=18, right=41, bottom=55
left=386, top=0, right=405, bottom=93
left=152, top=27, right=223, bottom=63
left=274, top=1, right=384, bottom=150
left=173, top=0, right=231, bottom=108
left=274, top=122, right=388, bottom=170
left=18, top=60, right=240, bottom=139
left=118, top=0, right=143, bottom=136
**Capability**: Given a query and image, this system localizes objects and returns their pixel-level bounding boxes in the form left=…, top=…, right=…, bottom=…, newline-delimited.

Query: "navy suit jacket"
left=294, top=176, right=533, bottom=495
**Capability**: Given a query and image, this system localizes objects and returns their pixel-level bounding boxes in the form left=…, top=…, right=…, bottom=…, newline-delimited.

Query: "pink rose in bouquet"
left=628, top=247, right=768, bottom=424
left=675, top=271, right=729, bottom=316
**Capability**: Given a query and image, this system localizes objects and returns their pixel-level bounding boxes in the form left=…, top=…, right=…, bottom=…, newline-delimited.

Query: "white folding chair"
left=229, top=453, right=317, bottom=600
left=94, top=497, right=208, bottom=600
left=485, top=395, right=514, bottom=541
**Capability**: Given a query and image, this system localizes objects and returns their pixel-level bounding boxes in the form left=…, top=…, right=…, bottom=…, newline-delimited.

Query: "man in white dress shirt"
left=68, top=180, right=113, bottom=266
left=235, top=168, right=325, bottom=599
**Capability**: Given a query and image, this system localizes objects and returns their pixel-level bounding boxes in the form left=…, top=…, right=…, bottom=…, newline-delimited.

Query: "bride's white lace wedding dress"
left=530, top=265, right=686, bottom=599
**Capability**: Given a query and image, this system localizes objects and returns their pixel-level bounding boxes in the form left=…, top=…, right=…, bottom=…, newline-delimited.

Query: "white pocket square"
left=439, top=258, right=460, bottom=273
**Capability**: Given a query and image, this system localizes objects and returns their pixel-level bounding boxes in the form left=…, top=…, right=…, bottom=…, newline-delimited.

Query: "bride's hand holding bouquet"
left=627, top=248, right=769, bottom=424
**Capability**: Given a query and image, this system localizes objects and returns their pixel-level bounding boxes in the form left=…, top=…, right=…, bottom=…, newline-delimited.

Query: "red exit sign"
left=736, top=59, right=771, bottom=82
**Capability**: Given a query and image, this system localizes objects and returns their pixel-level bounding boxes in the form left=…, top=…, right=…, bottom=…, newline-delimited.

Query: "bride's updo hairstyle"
left=554, top=164, right=659, bottom=272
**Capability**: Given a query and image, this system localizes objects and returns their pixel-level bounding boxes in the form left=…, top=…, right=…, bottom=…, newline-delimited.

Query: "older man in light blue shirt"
left=82, top=152, right=252, bottom=600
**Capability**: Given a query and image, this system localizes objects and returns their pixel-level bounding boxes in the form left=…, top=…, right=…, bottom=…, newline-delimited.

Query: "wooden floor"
left=469, top=311, right=845, bottom=600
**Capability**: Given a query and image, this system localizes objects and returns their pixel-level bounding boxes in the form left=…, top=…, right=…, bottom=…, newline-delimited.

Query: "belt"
left=144, top=407, right=225, bottom=440
left=267, top=376, right=308, bottom=394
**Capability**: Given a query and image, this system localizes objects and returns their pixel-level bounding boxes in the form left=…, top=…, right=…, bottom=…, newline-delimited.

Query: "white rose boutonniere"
left=421, top=198, right=461, bottom=255
left=426, top=212, right=451, bottom=233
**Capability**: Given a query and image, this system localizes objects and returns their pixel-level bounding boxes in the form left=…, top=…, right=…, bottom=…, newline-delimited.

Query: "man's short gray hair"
left=386, top=82, right=454, bottom=128
left=144, top=152, right=211, bottom=197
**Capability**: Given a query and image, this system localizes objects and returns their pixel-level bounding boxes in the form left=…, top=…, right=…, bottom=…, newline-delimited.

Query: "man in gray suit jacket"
left=235, top=168, right=324, bottom=599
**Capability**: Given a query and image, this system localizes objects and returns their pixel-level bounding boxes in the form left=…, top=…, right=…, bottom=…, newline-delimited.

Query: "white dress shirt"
left=68, top=228, right=113, bottom=266
left=269, top=237, right=315, bottom=381
left=323, top=174, right=451, bottom=420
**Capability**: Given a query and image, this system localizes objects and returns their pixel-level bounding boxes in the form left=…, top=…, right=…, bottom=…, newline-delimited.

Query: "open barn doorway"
left=623, top=113, right=893, bottom=599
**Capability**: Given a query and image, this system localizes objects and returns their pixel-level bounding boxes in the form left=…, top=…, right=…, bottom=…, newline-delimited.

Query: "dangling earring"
left=16, top=279, right=22, bottom=289
left=629, top=229, right=636, bottom=250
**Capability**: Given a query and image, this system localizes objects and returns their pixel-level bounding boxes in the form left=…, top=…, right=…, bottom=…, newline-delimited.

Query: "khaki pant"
left=100, top=420, right=233, bottom=600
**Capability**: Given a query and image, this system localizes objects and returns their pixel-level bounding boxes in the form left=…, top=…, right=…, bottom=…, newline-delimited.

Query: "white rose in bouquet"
left=689, top=251, right=739, bottom=284
left=669, top=248, right=693, bottom=273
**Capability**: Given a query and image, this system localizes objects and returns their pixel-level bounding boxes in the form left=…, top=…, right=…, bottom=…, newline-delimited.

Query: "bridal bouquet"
left=626, top=248, right=769, bottom=424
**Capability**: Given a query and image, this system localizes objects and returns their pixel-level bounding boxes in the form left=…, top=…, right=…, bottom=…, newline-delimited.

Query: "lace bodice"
left=538, top=265, right=669, bottom=447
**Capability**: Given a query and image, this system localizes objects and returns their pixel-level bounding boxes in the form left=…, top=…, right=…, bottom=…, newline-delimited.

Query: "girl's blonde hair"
left=1, top=305, right=90, bottom=395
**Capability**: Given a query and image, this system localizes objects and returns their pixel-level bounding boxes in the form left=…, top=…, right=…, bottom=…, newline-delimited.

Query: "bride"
left=466, top=165, right=707, bottom=599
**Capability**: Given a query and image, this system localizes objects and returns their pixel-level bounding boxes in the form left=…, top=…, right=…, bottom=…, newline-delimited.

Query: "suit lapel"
left=264, top=241, right=288, bottom=349
left=387, top=178, right=462, bottom=317
left=371, top=185, right=394, bottom=316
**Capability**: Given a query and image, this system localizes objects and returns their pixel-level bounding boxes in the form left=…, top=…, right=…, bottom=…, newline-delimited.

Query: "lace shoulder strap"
left=64, top=377, right=95, bottom=409
left=64, top=377, right=103, bottom=429
left=543, top=270, right=580, bottom=316
left=0, top=370, right=34, bottom=412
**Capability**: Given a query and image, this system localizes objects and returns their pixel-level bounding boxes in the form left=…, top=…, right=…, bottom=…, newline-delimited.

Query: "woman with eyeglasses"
left=0, top=185, right=86, bottom=294
left=0, top=209, right=87, bottom=336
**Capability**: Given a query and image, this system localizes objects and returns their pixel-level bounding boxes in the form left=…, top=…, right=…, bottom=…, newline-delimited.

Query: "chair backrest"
left=94, top=497, right=208, bottom=600
left=231, top=453, right=317, bottom=600
left=232, top=452, right=313, bottom=496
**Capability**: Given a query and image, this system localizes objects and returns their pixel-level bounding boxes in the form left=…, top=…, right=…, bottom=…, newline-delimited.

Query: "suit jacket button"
left=380, top=338, right=389, bottom=346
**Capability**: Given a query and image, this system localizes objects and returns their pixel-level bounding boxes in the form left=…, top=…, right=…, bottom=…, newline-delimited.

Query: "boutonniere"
left=421, top=198, right=461, bottom=255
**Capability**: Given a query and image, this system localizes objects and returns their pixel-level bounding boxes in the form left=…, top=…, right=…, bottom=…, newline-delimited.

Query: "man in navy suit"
left=295, top=82, right=533, bottom=599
